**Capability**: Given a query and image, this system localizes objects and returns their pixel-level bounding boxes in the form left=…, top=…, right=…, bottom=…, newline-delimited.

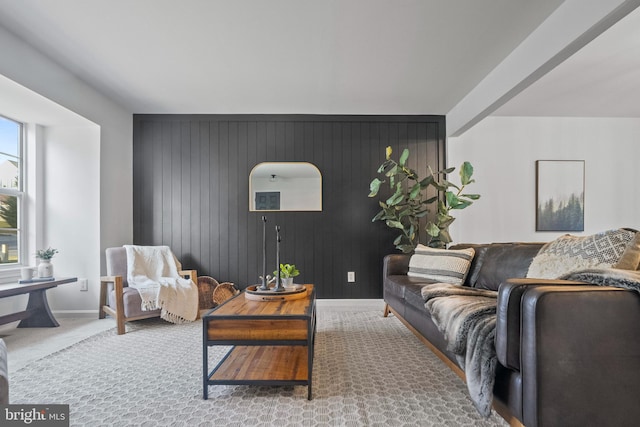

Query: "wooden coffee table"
left=202, top=284, right=316, bottom=400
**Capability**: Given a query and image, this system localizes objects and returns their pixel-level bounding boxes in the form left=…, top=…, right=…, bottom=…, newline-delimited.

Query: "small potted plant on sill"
left=273, top=263, right=300, bottom=288
left=35, top=247, right=58, bottom=278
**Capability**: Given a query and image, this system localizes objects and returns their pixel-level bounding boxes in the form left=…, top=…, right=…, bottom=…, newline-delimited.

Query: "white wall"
left=0, top=24, right=132, bottom=316
left=42, top=126, right=101, bottom=312
left=447, top=116, right=640, bottom=244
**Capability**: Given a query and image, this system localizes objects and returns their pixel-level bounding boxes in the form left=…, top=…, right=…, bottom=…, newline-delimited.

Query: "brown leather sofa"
left=383, top=242, right=640, bottom=427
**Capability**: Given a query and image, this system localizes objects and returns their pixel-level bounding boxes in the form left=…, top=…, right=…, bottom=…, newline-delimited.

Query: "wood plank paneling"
left=133, top=115, right=445, bottom=299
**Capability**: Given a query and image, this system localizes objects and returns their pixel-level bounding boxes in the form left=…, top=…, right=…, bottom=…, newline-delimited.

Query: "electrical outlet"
left=79, top=278, right=88, bottom=291
left=347, top=271, right=356, bottom=283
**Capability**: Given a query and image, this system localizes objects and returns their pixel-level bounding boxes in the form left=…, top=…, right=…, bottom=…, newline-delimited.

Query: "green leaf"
left=398, top=208, right=413, bottom=219
left=386, top=189, right=404, bottom=206
left=438, top=217, right=456, bottom=230
left=460, top=161, right=474, bottom=185
left=437, top=213, right=455, bottom=228
left=426, top=222, right=440, bottom=237
left=393, top=234, right=403, bottom=245
left=451, top=200, right=472, bottom=210
left=372, top=210, right=386, bottom=222
left=461, top=194, right=480, bottom=200
left=386, top=220, right=405, bottom=230
left=446, top=191, right=460, bottom=207
left=425, top=196, right=438, bottom=204
left=437, top=212, right=453, bottom=221
left=437, top=200, right=448, bottom=214
left=440, top=228, right=452, bottom=243
left=444, top=181, right=460, bottom=191
left=419, top=175, right=434, bottom=187
left=442, top=166, right=456, bottom=174
left=399, top=148, right=410, bottom=167
left=409, top=183, right=421, bottom=199
left=405, top=167, right=418, bottom=180
left=432, top=181, right=447, bottom=192
left=368, top=178, right=382, bottom=197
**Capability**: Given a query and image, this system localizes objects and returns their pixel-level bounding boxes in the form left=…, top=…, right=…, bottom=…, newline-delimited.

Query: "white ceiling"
left=494, top=4, right=640, bottom=117
left=0, top=0, right=564, bottom=115
left=0, top=0, right=638, bottom=122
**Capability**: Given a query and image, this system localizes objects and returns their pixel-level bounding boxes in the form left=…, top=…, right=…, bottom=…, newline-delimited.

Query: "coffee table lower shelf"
left=205, top=345, right=312, bottom=398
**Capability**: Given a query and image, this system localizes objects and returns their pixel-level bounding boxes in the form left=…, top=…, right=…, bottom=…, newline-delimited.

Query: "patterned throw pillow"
left=407, top=245, right=475, bottom=285
left=526, top=228, right=637, bottom=279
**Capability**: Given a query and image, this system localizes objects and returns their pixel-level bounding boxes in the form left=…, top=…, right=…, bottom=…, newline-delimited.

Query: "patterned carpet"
left=11, top=310, right=507, bottom=426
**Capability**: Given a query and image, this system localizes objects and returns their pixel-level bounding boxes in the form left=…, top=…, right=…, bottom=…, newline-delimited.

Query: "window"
left=255, top=191, right=281, bottom=210
left=0, top=115, right=23, bottom=265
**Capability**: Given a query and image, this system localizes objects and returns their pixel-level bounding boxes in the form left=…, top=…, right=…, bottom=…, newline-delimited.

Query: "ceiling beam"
left=446, top=0, right=640, bottom=138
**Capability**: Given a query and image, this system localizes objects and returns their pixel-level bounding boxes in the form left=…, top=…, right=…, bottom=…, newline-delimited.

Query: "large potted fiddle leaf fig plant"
left=368, top=146, right=479, bottom=252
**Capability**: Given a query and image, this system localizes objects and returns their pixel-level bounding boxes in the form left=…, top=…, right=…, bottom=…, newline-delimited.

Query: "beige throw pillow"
left=614, top=231, right=640, bottom=270
left=408, top=245, right=475, bottom=285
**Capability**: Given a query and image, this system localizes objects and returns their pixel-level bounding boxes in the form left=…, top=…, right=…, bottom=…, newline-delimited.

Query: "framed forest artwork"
left=536, top=160, right=585, bottom=231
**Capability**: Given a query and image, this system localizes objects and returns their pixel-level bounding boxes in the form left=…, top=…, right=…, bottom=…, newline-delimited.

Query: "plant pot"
left=281, top=277, right=294, bottom=287
left=38, top=259, right=53, bottom=278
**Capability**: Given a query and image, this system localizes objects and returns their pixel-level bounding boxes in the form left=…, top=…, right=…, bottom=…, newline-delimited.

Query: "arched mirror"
left=249, top=162, right=322, bottom=211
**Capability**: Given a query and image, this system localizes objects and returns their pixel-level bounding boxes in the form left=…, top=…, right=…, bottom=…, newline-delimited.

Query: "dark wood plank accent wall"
left=133, top=115, right=445, bottom=299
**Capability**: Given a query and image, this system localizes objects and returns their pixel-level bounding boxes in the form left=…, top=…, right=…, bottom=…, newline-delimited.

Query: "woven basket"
left=212, top=282, right=238, bottom=306
left=197, top=276, right=220, bottom=310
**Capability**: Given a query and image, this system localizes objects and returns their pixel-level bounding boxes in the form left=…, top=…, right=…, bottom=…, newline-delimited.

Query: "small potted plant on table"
left=274, top=263, right=300, bottom=288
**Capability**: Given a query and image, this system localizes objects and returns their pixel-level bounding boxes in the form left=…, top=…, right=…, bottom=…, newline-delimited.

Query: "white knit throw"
left=124, top=245, right=198, bottom=323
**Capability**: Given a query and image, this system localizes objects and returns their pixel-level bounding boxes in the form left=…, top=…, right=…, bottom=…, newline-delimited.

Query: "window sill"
left=0, top=267, right=25, bottom=284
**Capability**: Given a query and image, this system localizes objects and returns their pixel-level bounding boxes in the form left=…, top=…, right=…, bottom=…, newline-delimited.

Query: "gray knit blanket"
left=421, top=283, right=498, bottom=418
left=420, top=269, right=640, bottom=418
left=559, top=268, right=640, bottom=291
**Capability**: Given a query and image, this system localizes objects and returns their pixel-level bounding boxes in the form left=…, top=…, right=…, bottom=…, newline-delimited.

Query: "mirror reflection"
left=249, top=162, right=322, bottom=211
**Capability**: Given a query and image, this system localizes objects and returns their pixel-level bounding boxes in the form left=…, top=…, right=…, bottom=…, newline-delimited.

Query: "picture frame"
left=536, top=160, right=585, bottom=231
